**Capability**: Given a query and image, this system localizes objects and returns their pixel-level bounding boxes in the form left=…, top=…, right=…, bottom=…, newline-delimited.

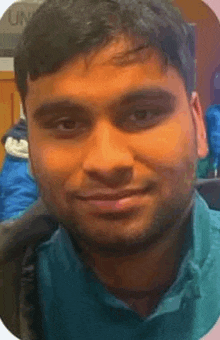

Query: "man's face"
left=25, top=38, right=207, bottom=254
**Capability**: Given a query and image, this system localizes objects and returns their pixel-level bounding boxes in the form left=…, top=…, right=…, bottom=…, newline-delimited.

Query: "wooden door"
left=173, top=0, right=220, bottom=113
left=0, top=72, right=20, bottom=169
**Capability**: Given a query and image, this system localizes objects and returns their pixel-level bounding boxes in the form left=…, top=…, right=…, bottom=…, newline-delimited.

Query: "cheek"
left=131, top=115, right=197, bottom=200
left=29, top=141, right=82, bottom=181
left=131, top=114, right=197, bottom=169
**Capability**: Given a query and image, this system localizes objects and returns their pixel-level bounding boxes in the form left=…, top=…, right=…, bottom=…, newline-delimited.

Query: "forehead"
left=26, top=37, right=187, bottom=110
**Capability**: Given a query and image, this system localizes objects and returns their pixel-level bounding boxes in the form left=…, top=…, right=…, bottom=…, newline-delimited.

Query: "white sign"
left=0, top=1, right=41, bottom=55
left=0, top=1, right=43, bottom=20
left=0, top=1, right=41, bottom=34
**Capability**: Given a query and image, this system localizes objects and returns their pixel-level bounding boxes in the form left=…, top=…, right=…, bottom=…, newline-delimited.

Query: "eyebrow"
left=32, top=88, right=177, bottom=121
left=117, top=88, right=176, bottom=108
left=32, top=101, right=88, bottom=122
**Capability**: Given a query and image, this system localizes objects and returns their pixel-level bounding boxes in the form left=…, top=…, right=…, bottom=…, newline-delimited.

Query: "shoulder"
left=0, top=200, right=58, bottom=338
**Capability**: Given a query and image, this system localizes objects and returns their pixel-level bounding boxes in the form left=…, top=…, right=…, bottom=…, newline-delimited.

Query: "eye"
left=56, top=118, right=79, bottom=131
left=54, top=118, right=90, bottom=137
left=41, top=116, right=90, bottom=138
left=117, top=108, right=164, bottom=132
left=129, top=111, right=155, bottom=123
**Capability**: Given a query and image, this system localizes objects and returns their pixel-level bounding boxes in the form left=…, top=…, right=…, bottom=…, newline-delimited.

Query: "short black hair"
left=14, top=0, right=195, bottom=106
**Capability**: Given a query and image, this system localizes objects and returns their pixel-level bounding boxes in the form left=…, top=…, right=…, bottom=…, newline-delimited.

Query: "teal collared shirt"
left=37, top=193, right=220, bottom=340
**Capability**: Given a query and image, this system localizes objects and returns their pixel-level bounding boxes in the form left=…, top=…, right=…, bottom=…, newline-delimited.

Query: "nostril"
left=85, top=166, right=133, bottom=187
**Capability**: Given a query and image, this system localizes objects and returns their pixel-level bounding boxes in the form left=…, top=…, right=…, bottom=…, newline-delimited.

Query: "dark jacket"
left=0, top=200, right=58, bottom=339
left=0, top=181, right=219, bottom=340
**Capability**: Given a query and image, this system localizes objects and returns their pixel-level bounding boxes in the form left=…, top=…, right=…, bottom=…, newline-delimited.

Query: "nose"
left=83, top=120, right=133, bottom=187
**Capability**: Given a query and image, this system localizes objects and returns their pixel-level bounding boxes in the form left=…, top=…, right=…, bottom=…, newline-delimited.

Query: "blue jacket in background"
left=0, top=154, right=39, bottom=221
left=0, top=119, right=39, bottom=222
left=205, top=104, right=220, bottom=158
left=197, top=104, right=220, bottom=178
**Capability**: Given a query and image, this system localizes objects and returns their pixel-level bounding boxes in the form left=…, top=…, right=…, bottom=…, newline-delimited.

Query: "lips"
left=75, top=187, right=150, bottom=213
left=75, top=188, right=149, bottom=201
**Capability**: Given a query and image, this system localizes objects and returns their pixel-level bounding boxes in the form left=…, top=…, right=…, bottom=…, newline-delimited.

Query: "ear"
left=190, top=91, right=209, bottom=159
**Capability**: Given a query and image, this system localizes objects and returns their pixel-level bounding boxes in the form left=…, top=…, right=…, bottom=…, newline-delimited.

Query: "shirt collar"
left=186, top=191, right=211, bottom=293
left=140, top=192, right=213, bottom=320
left=191, top=191, right=211, bottom=267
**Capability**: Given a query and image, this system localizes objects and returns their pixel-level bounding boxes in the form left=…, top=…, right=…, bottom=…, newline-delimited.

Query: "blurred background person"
left=206, top=98, right=220, bottom=178
left=0, top=110, right=39, bottom=221
left=197, top=77, right=220, bottom=179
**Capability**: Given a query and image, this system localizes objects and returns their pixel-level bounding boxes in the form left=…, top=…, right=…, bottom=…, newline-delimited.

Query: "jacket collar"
left=191, top=191, right=211, bottom=267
